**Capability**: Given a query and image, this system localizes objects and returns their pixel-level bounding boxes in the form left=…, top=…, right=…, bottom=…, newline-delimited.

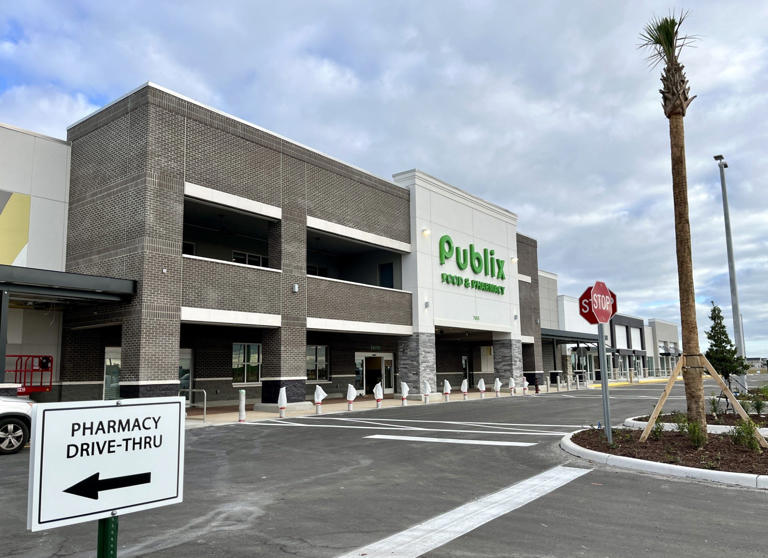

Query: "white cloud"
left=0, top=0, right=766, bottom=354
left=0, top=85, right=96, bottom=139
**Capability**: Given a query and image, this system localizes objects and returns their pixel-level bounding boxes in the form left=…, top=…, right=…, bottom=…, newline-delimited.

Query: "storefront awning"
left=540, top=327, right=598, bottom=344
left=0, top=264, right=135, bottom=303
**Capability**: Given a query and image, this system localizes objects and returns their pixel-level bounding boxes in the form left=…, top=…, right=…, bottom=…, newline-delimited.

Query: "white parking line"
left=246, top=421, right=568, bottom=436
left=335, top=465, right=591, bottom=558
left=365, top=435, right=536, bottom=447
left=322, top=417, right=586, bottom=428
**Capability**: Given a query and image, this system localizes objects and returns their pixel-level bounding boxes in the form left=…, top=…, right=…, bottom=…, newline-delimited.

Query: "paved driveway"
left=2, top=379, right=766, bottom=557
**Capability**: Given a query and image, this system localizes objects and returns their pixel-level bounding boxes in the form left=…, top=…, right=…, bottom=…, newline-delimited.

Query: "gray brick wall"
left=305, top=164, right=410, bottom=244
left=181, top=257, right=281, bottom=314
left=65, top=83, right=412, bottom=401
left=516, top=234, right=543, bottom=371
left=307, top=277, right=412, bottom=325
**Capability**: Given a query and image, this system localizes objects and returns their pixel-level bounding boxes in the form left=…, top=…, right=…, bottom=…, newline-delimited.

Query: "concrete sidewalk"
left=183, top=386, right=580, bottom=427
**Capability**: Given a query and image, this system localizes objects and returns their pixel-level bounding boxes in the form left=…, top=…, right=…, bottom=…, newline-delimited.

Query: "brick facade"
left=307, top=277, right=412, bottom=325
left=65, top=84, right=411, bottom=402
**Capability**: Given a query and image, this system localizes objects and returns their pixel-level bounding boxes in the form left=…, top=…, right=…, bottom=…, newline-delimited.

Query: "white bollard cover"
left=346, top=384, right=357, bottom=402
left=443, top=379, right=451, bottom=394
left=493, top=378, right=502, bottom=392
left=423, top=380, right=432, bottom=395
left=460, top=378, right=468, bottom=393
left=314, top=384, right=328, bottom=405
left=477, top=378, right=486, bottom=392
left=373, top=382, right=383, bottom=401
left=401, top=382, right=410, bottom=398
left=277, top=386, right=288, bottom=409
left=509, top=377, right=515, bottom=390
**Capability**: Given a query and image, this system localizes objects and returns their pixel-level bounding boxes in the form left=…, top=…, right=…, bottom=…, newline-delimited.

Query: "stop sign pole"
left=579, top=282, right=617, bottom=444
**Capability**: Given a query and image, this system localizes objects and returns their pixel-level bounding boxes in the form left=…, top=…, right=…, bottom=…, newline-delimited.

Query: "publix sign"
left=438, top=234, right=506, bottom=295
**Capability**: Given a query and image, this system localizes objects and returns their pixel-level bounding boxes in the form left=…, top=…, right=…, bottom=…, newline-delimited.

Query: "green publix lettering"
left=439, top=235, right=506, bottom=280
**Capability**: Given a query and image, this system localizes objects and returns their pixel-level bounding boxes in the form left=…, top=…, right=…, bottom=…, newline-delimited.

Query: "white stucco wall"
left=394, top=170, right=521, bottom=337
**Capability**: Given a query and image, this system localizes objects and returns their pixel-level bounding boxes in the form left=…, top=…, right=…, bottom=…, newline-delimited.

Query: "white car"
left=0, top=396, right=33, bottom=455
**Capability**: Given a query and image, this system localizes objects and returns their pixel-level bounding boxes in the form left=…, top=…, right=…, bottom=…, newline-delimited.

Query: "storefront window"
left=233, top=343, right=261, bottom=383
left=306, top=345, right=329, bottom=381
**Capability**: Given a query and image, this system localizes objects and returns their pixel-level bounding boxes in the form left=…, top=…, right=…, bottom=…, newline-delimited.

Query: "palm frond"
left=638, top=10, right=697, bottom=68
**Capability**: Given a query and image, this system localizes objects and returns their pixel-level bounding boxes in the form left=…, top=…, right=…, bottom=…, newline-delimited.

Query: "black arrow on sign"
left=64, top=472, right=152, bottom=500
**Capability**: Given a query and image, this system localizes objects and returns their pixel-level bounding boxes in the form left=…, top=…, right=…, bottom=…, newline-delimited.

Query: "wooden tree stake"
left=639, top=358, right=683, bottom=442
left=699, top=356, right=768, bottom=449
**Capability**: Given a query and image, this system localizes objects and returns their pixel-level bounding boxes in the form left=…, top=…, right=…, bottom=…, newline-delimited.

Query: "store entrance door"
left=364, top=357, right=382, bottom=394
left=462, top=355, right=474, bottom=388
left=354, top=352, right=395, bottom=395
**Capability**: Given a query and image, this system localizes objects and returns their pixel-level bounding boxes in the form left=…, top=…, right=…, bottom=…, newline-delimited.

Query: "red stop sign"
left=579, top=281, right=617, bottom=324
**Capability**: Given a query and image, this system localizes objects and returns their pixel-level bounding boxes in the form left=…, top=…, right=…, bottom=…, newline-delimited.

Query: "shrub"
left=672, top=412, right=688, bottom=434
left=650, top=421, right=665, bottom=441
left=708, top=395, right=720, bottom=417
left=759, top=385, right=768, bottom=399
left=752, top=397, right=765, bottom=417
left=740, top=399, right=753, bottom=415
left=730, top=419, right=761, bottom=451
left=687, top=420, right=706, bottom=448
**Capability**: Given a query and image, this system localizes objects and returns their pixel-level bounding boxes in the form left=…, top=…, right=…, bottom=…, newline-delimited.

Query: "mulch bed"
left=572, top=428, right=768, bottom=475
left=637, top=413, right=768, bottom=427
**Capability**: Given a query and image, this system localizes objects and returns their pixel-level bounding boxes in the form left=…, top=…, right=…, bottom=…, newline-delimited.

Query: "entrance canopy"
left=540, top=327, right=598, bottom=345
left=0, top=264, right=136, bottom=389
left=0, top=264, right=135, bottom=304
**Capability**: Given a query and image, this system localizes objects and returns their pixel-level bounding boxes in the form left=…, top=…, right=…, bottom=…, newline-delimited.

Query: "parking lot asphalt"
left=2, top=378, right=767, bottom=558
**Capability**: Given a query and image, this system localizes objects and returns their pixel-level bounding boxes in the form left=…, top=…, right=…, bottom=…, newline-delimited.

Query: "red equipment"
left=5, top=355, right=54, bottom=396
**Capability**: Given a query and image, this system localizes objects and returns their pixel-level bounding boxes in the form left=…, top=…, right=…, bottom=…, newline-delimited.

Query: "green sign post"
left=97, top=516, right=119, bottom=558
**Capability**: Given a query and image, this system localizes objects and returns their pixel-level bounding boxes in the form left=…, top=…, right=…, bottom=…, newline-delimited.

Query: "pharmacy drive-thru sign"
left=578, top=281, right=617, bottom=324
left=27, top=397, right=185, bottom=531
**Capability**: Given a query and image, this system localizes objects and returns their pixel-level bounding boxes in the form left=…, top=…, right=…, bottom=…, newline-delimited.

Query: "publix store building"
left=1, top=83, right=543, bottom=405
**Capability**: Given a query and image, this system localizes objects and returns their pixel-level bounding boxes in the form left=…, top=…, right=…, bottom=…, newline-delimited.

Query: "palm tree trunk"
left=668, top=113, right=706, bottom=427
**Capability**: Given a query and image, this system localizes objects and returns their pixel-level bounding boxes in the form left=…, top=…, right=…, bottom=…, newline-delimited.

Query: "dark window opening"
left=378, top=262, right=394, bottom=289
left=183, top=197, right=276, bottom=268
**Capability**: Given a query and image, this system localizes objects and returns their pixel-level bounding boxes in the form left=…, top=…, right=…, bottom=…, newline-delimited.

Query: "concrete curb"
left=623, top=416, right=768, bottom=436
left=560, top=429, right=768, bottom=490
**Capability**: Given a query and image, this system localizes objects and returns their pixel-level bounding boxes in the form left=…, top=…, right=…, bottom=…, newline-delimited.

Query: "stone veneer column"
left=397, top=332, right=436, bottom=393
left=261, top=156, right=307, bottom=403
left=492, top=333, right=523, bottom=383
left=511, top=339, right=523, bottom=381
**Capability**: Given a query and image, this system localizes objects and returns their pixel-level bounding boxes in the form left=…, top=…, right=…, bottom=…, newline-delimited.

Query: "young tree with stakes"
left=639, top=12, right=706, bottom=427
left=705, top=302, right=748, bottom=383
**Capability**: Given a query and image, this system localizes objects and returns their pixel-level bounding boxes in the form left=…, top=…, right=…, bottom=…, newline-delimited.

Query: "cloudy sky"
left=1, top=1, right=766, bottom=355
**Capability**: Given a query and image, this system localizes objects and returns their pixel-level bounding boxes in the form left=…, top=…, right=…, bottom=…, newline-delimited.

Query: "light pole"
left=713, top=154, right=747, bottom=390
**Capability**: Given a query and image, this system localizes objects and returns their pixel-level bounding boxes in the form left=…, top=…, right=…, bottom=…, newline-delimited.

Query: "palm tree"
left=639, top=13, right=706, bottom=427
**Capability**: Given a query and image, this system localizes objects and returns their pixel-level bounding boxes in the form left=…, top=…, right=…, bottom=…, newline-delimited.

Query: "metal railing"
left=179, top=388, right=207, bottom=423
